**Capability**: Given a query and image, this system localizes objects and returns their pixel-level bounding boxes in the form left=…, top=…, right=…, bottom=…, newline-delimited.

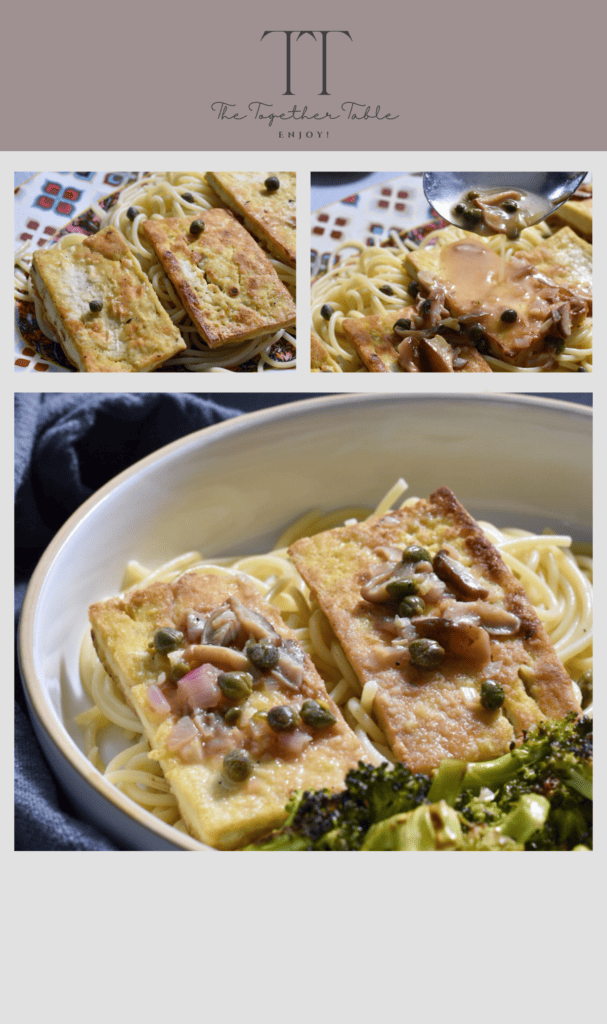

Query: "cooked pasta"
left=311, top=222, right=591, bottom=372
left=77, top=480, right=592, bottom=834
left=15, top=172, right=296, bottom=373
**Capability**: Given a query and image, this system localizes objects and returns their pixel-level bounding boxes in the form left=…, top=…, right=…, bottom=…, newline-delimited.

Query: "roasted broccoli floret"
left=247, top=761, right=431, bottom=850
left=247, top=715, right=592, bottom=851
left=455, top=714, right=593, bottom=850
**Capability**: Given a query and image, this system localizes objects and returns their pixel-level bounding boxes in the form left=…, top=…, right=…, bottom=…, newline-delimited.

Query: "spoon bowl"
left=424, top=171, right=588, bottom=230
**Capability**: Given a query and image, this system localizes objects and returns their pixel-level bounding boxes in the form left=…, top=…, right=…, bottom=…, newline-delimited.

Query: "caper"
left=577, top=670, right=592, bottom=707
left=320, top=303, right=334, bottom=320
left=267, top=704, right=299, bottom=732
left=189, top=219, right=205, bottom=236
left=126, top=206, right=139, bottom=221
left=502, top=200, right=518, bottom=212
left=420, top=298, right=432, bottom=314
left=181, top=192, right=194, bottom=202
left=218, top=671, right=253, bottom=702
left=402, top=544, right=431, bottom=563
left=480, top=679, right=505, bottom=709
left=463, top=207, right=482, bottom=224
left=265, top=176, right=280, bottom=192
left=153, top=627, right=184, bottom=654
left=169, top=660, right=191, bottom=682
left=89, top=300, right=103, bottom=313
left=300, top=700, right=336, bottom=729
left=379, top=284, right=394, bottom=295
left=385, top=578, right=418, bottom=600
left=466, top=190, right=480, bottom=200
left=223, top=706, right=242, bottom=726
left=398, top=595, right=425, bottom=618
left=407, top=281, right=419, bottom=298
left=222, top=749, right=253, bottom=784
left=500, top=308, right=518, bottom=323
left=468, top=323, right=485, bottom=343
left=409, top=638, right=444, bottom=670
left=246, top=638, right=279, bottom=670
left=393, top=318, right=412, bottom=334
left=454, top=203, right=466, bottom=215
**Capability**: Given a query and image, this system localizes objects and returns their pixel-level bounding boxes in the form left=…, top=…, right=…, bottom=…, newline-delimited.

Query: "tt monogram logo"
left=261, top=30, right=352, bottom=95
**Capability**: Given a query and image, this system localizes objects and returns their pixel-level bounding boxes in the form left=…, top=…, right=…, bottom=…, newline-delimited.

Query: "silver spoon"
left=423, top=171, right=588, bottom=230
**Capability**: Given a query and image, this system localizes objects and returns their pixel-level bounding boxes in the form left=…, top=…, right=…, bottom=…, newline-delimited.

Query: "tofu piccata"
left=289, top=487, right=580, bottom=773
left=341, top=306, right=492, bottom=373
left=404, top=227, right=591, bottom=365
left=89, top=569, right=366, bottom=849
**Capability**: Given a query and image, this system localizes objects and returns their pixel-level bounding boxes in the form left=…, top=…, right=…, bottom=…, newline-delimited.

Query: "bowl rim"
left=17, top=391, right=592, bottom=851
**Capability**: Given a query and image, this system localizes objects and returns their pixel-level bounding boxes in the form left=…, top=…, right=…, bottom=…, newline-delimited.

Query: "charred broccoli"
left=246, top=714, right=592, bottom=851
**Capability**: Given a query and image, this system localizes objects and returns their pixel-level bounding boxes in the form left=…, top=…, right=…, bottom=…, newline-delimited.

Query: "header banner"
left=4, top=1, right=604, bottom=151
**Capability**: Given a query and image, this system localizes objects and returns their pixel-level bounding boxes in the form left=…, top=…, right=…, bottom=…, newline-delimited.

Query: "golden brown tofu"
left=30, top=228, right=185, bottom=372
left=549, top=185, right=592, bottom=239
left=341, top=307, right=491, bottom=373
left=89, top=569, right=366, bottom=849
left=311, top=331, right=337, bottom=372
left=526, top=227, right=592, bottom=312
left=142, top=210, right=296, bottom=348
left=289, top=487, right=579, bottom=772
left=206, top=171, right=296, bottom=268
left=405, top=229, right=590, bottom=364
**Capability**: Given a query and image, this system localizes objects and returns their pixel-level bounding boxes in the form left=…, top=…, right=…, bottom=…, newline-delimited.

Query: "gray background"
left=4, top=1, right=605, bottom=150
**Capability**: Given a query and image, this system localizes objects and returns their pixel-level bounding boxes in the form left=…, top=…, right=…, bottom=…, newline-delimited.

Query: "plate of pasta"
left=14, top=171, right=296, bottom=373
left=18, top=394, right=592, bottom=850
left=311, top=175, right=592, bottom=373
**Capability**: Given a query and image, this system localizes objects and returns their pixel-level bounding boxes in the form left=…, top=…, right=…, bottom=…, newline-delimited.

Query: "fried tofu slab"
left=289, top=487, right=579, bottom=772
left=89, top=569, right=366, bottom=849
left=206, top=171, right=296, bottom=268
left=405, top=228, right=591, bottom=364
left=341, top=307, right=491, bottom=373
left=549, top=184, right=592, bottom=239
left=142, top=210, right=296, bottom=348
left=30, top=227, right=185, bottom=372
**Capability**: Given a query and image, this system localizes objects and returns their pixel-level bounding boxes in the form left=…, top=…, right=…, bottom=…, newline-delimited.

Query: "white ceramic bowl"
left=18, top=393, right=592, bottom=850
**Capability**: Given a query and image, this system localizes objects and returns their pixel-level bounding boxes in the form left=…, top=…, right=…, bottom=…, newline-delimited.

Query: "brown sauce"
left=451, top=187, right=551, bottom=239
left=438, top=238, right=559, bottom=353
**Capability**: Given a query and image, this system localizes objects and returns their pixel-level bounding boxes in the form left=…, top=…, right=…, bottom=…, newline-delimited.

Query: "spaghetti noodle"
left=77, top=481, right=592, bottom=839
left=15, top=172, right=296, bottom=373
left=311, top=222, right=592, bottom=373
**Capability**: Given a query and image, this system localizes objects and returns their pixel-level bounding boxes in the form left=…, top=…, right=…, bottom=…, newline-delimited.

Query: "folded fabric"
left=15, top=392, right=241, bottom=850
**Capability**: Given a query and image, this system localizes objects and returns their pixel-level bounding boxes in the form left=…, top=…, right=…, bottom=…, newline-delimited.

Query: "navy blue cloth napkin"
left=15, top=392, right=244, bottom=850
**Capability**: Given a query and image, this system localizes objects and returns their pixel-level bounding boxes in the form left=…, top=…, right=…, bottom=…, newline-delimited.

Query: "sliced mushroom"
left=202, top=604, right=241, bottom=647
left=471, top=601, right=521, bottom=637
left=360, top=562, right=401, bottom=602
left=442, top=600, right=521, bottom=637
left=270, top=640, right=306, bottom=691
left=397, top=337, right=423, bottom=372
left=553, top=302, right=572, bottom=338
left=185, top=644, right=250, bottom=673
left=229, top=599, right=280, bottom=642
left=373, top=545, right=406, bottom=563
left=432, top=550, right=490, bottom=599
left=412, top=616, right=491, bottom=665
left=419, top=285, right=449, bottom=327
left=419, top=335, right=455, bottom=373
left=185, top=611, right=206, bottom=644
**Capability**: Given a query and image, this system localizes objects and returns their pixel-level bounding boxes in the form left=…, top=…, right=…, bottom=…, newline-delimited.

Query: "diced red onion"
left=146, top=685, right=171, bottom=716
left=180, top=736, right=203, bottom=764
left=177, top=663, right=221, bottom=710
left=277, top=730, right=313, bottom=758
left=167, top=715, right=199, bottom=751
